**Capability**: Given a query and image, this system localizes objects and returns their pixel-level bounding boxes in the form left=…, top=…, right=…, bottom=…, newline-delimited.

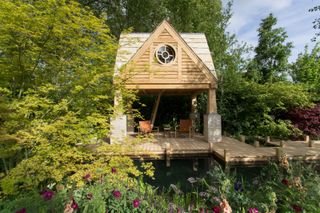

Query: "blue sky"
left=222, top=0, right=319, bottom=62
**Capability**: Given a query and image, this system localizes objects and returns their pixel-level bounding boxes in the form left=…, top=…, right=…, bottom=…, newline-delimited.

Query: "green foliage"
left=218, top=74, right=311, bottom=137
left=247, top=13, right=293, bottom=83
left=0, top=170, right=166, bottom=213
left=79, top=0, right=232, bottom=72
left=0, top=0, right=142, bottom=196
left=290, top=44, right=320, bottom=101
left=0, top=0, right=116, bottom=97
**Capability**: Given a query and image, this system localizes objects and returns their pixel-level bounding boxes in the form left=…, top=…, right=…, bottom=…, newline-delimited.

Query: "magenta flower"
left=281, top=178, right=289, bottom=186
left=133, top=198, right=140, bottom=208
left=16, top=208, right=26, bottom=213
left=212, top=206, right=220, bottom=213
left=113, top=190, right=121, bottom=199
left=83, top=173, right=91, bottom=182
left=41, top=189, right=54, bottom=201
left=111, top=167, right=117, bottom=173
left=248, top=207, right=259, bottom=213
left=71, top=199, right=78, bottom=209
left=86, top=192, right=93, bottom=200
left=292, top=204, right=302, bottom=212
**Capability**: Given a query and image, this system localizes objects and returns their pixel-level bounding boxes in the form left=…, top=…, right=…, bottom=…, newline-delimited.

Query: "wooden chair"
left=175, top=119, right=194, bottom=138
left=138, top=120, right=159, bottom=135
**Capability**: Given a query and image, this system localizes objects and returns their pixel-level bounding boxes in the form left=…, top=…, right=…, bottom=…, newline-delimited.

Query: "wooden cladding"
left=126, top=28, right=212, bottom=86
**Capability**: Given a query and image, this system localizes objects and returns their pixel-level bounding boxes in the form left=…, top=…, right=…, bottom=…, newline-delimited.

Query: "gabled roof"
left=115, top=23, right=216, bottom=79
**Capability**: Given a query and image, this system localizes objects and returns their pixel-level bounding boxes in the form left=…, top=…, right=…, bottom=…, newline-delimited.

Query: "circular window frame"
left=155, top=44, right=176, bottom=65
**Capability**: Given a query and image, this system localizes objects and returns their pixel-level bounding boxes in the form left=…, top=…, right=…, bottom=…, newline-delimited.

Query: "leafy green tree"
left=0, top=0, right=116, bottom=97
left=247, top=13, right=293, bottom=83
left=78, top=0, right=167, bottom=37
left=218, top=78, right=311, bottom=138
left=0, top=0, right=142, bottom=195
left=78, top=0, right=232, bottom=72
left=290, top=44, right=320, bottom=100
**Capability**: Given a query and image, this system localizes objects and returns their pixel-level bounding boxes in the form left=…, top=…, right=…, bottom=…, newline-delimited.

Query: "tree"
left=286, top=104, right=320, bottom=139
left=0, top=0, right=141, bottom=195
left=309, top=5, right=320, bottom=41
left=78, top=0, right=168, bottom=37
left=0, top=0, right=117, bottom=98
left=78, top=0, right=232, bottom=72
left=290, top=44, right=320, bottom=100
left=247, top=13, right=293, bottom=83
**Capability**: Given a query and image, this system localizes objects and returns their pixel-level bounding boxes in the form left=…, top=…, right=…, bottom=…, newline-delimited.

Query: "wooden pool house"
left=111, top=20, right=221, bottom=144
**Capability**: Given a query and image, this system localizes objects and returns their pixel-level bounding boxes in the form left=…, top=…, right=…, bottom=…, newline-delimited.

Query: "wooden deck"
left=125, top=134, right=320, bottom=166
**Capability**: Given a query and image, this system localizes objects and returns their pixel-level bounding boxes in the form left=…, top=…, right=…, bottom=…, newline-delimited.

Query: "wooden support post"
left=240, top=135, right=246, bottom=143
left=165, top=142, right=171, bottom=167
left=207, top=89, right=217, bottom=113
left=275, top=148, right=283, bottom=161
left=305, top=135, right=310, bottom=143
left=208, top=142, right=214, bottom=152
left=266, top=136, right=270, bottom=143
left=224, top=149, right=230, bottom=162
left=254, top=141, right=260, bottom=147
left=192, top=159, right=198, bottom=172
left=151, top=92, right=162, bottom=126
left=280, top=140, right=285, bottom=148
left=308, top=140, right=314, bottom=147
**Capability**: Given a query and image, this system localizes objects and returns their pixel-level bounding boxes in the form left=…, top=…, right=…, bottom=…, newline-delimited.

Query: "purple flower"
left=41, top=189, right=54, bottom=201
left=212, top=206, right=220, bottom=213
left=71, top=199, right=78, bottom=209
left=86, top=192, right=93, bottom=200
left=83, top=173, right=91, bottom=182
left=133, top=198, right=140, bottom=208
left=292, top=204, right=303, bottom=212
left=113, top=190, right=121, bottom=199
left=16, top=208, right=26, bottom=213
left=248, top=207, right=259, bottom=213
left=234, top=180, right=243, bottom=192
left=111, top=167, right=117, bottom=173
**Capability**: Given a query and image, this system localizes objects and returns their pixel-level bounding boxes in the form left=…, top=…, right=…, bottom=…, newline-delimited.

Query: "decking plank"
left=123, top=134, right=320, bottom=165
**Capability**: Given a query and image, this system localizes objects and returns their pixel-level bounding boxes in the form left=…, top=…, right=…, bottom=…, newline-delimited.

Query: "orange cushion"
left=179, top=119, right=192, bottom=132
left=139, top=120, right=152, bottom=133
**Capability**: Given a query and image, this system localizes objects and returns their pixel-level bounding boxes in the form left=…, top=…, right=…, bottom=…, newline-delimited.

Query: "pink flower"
left=16, top=208, right=26, bottom=213
left=133, top=198, right=140, bottom=208
left=248, top=207, right=258, bottom=213
left=113, top=190, right=121, bottom=199
left=83, top=173, right=91, bottom=182
left=71, top=199, right=78, bottom=209
left=41, top=189, right=54, bottom=201
left=111, top=167, right=117, bottom=173
left=220, top=199, right=232, bottom=213
left=212, top=206, right=220, bottom=213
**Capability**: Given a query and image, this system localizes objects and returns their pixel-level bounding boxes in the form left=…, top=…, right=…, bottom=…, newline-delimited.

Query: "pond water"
left=137, top=158, right=262, bottom=192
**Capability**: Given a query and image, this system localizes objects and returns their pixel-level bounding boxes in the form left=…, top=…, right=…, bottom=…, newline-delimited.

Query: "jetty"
left=124, top=134, right=320, bottom=166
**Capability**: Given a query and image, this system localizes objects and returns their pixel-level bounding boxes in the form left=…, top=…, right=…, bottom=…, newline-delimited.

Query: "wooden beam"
left=126, top=84, right=211, bottom=90
left=207, top=89, right=217, bottom=113
left=151, top=92, right=163, bottom=126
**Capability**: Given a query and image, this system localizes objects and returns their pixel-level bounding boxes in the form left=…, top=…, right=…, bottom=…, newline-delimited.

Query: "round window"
left=155, top=45, right=176, bottom=64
